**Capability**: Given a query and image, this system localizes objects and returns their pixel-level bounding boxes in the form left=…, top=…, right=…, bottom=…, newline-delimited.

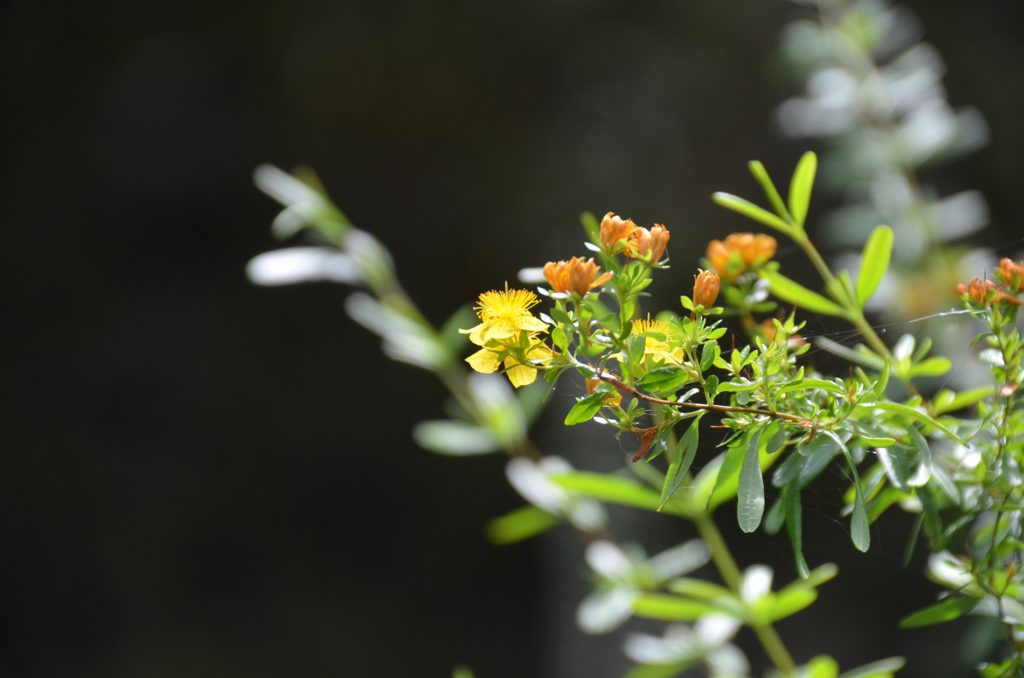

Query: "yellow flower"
left=465, top=337, right=552, bottom=388
left=543, top=256, right=613, bottom=296
left=706, top=233, right=776, bottom=281
left=626, top=224, right=670, bottom=263
left=461, top=286, right=552, bottom=387
left=461, top=287, right=549, bottom=346
left=631, top=318, right=684, bottom=366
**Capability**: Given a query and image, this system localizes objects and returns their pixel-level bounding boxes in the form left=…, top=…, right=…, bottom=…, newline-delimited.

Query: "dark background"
left=4, top=1, right=1023, bottom=676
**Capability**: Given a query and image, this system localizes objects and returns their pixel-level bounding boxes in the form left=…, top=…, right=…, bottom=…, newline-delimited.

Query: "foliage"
left=248, top=152, right=1024, bottom=676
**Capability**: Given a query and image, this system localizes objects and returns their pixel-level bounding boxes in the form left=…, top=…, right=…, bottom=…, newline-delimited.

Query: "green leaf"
left=761, top=270, right=849, bottom=318
left=580, top=211, right=600, bottom=244
left=837, top=657, right=906, bottom=678
left=855, top=225, right=894, bottom=307
left=564, top=391, right=607, bottom=425
left=549, top=471, right=669, bottom=513
left=660, top=421, right=701, bottom=510
left=931, top=385, right=995, bottom=415
left=638, top=366, right=690, bottom=393
left=413, top=420, right=499, bottom=456
left=748, top=160, right=790, bottom=219
left=788, top=151, right=817, bottom=228
left=485, top=505, right=560, bottom=545
left=785, top=481, right=810, bottom=578
left=899, top=595, right=980, bottom=628
left=623, top=664, right=689, bottom=678
left=700, top=341, right=719, bottom=372
left=452, top=665, right=476, bottom=678
left=857, top=401, right=965, bottom=445
left=908, top=356, right=952, bottom=378
left=666, top=577, right=738, bottom=604
left=706, top=436, right=749, bottom=510
left=767, top=587, right=817, bottom=622
left=633, top=593, right=730, bottom=621
left=832, top=433, right=870, bottom=553
left=738, top=430, right=765, bottom=533
left=712, top=192, right=794, bottom=235
left=803, top=655, right=840, bottom=678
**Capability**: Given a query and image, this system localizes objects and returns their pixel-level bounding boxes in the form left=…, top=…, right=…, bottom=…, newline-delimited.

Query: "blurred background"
left=4, top=0, right=1024, bottom=676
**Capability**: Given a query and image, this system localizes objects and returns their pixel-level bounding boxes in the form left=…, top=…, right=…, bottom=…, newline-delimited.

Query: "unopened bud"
left=693, top=269, right=720, bottom=308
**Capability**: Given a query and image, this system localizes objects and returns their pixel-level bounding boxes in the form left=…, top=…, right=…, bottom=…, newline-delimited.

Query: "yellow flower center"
left=475, top=288, right=540, bottom=323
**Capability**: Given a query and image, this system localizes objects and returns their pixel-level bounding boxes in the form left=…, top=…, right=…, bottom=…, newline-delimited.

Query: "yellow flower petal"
left=466, top=347, right=502, bottom=374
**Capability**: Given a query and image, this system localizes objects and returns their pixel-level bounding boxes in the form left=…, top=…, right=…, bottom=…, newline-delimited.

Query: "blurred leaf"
left=485, top=505, right=560, bottom=545
left=633, top=594, right=730, bottom=621
left=748, top=159, right=790, bottom=219
left=855, top=226, right=894, bottom=307
left=837, top=658, right=905, bottom=678
left=580, top=211, right=600, bottom=244
left=856, top=401, right=965, bottom=445
left=931, top=385, right=994, bottom=415
left=738, top=430, right=766, bottom=533
left=803, top=655, right=840, bottom=678
left=452, top=666, right=476, bottom=678
left=761, top=270, right=848, bottom=317
left=413, top=420, right=499, bottom=456
left=705, top=436, right=749, bottom=510
left=907, top=357, right=952, bottom=378
left=623, top=664, right=687, bottom=678
left=550, top=472, right=672, bottom=514
left=899, top=595, right=979, bottom=628
left=788, top=151, right=817, bottom=228
left=565, top=391, right=607, bottom=425
left=712, top=192, right=794, bottom=235
left=766, top=586, right=817, bottom=622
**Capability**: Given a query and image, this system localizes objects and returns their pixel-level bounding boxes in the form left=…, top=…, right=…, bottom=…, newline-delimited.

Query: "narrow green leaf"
left=738, top=430, right=765, bottom=533
left=659, top=422, right=701, bottom=510
left=706, top=437, right=750, bottom=510
left=580, top=211, right=600, bottom=244
left=413, top=420, right=499, bottom=456
left=830, top=431, right=870, bottom=552
left=761, top=270, right=849, bottom=318
left=785, top=480, right=810, bottom=578
left=549, top=471, right=668, bottom=513
left=485, top=505, right=560, bottom=545
left=815, top=336, right=886, bottom=371
left=623, top=664, right=689, bottom=678
left=564, top=391, right=607, bottom=425
left=666, top=577, right=738, bottom=604
left=837, top=657, right=906, bottom=678
left=931, top=385, right=994, bottom=415
left=899, top=595, right=980, bottom=628
left=788, top=151, right=818, bottom=228
left=712, top=192, right=794, bottom=235
left=633, top=593, right=730, bottom=621
left=857, top=401, right=966, bottom=445
left=767, top=587, right=817, bottom=622
left=803, top=562, right=840, bottom=588
left=748, top=160, right=791, bottom=220
left=908, top=356, right=953, bottom=378
left=855, top=225, right=894, bottom=307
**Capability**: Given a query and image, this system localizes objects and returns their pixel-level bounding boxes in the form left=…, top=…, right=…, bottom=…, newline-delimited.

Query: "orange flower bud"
left=626, top=224, right=670, bottom=262
left=997, top=258, right=1024, bottom=294
left=706, top=233, right=777, bottom=281
left=693, top=269, right=720, bottom=308
left=599, top=212, right=637, bottom=252
left=585, top=377, right=622, bottom=408
left=543, top=256, right=613, bottom=296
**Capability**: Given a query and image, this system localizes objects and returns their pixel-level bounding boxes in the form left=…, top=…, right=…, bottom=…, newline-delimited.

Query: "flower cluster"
left=599, top=212, right=671, bottom=263
left=543, top=257, right=613, bottom=297
left=956, top=259, right=1024, bottom=308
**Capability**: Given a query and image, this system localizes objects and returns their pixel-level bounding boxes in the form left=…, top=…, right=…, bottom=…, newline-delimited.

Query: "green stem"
left=695, top=513, right=799, bottom=676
